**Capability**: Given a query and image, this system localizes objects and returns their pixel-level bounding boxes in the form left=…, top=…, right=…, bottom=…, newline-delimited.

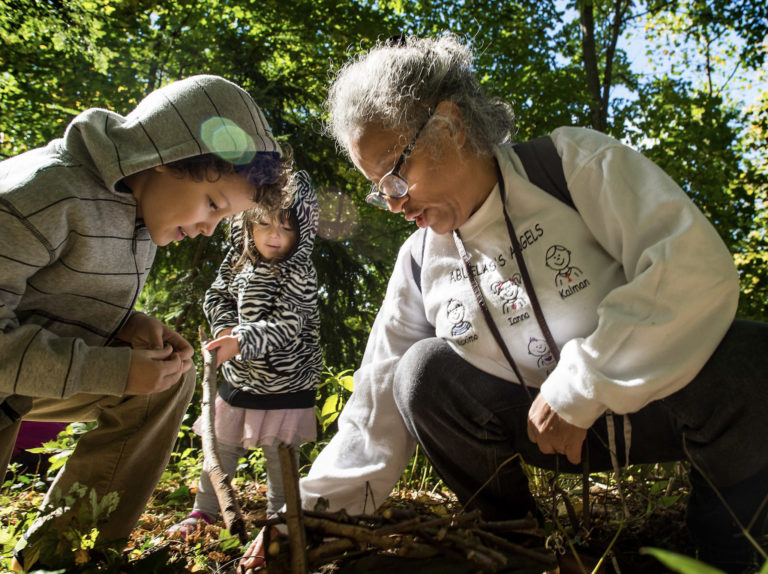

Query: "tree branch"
left=278, top=443, right=309, bottom=573
left=198, top=326, right=248, bottom=544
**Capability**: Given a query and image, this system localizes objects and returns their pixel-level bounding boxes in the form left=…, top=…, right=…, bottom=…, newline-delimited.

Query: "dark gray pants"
left=393, top=320, right=768, bottom=572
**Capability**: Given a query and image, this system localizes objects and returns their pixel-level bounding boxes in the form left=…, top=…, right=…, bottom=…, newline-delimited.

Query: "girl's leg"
left=193, top=439, right=247, bottom=517
left=262, top=442, right=298, bottom=516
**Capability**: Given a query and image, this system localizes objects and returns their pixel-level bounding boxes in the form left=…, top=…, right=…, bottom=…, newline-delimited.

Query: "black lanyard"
left=451, top=159, right=560, bottom=399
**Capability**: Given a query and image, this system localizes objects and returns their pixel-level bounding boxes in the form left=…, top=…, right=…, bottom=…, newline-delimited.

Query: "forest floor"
left=1, top=447, right=707, bottom=574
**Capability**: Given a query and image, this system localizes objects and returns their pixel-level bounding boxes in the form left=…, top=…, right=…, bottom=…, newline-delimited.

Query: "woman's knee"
left=393, top=338, right=458, bottom=419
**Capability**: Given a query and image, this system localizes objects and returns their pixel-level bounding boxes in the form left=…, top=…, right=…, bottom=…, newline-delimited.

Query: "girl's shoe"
left=166, top=510, right=214, bottom=538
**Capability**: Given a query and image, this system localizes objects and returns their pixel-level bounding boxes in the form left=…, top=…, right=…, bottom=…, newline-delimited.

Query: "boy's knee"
left=153, top=366, right=196, bottom=414
left=179, top=366, right=196, bottom=398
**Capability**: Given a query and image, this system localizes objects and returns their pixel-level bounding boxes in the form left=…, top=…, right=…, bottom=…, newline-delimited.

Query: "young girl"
left=169, top=171, right=322, bottom=536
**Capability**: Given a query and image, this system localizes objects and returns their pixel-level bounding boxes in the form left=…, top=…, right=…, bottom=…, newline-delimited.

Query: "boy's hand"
left=125, top=345, right=185, bottom=395
left=205, top=330, right=240, bottom=367
left=117, top=312, right=194, bottom=371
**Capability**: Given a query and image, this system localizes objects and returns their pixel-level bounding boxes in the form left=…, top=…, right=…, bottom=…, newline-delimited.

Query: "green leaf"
left=218, top=528, right=240, bottom=551
left=339, top=375, right=354, bottom=392
left=320, top=394, right=342, bottom=430
left=658, top=494, right=681, bottom=507
left=641, top=547, right=726, bottom=574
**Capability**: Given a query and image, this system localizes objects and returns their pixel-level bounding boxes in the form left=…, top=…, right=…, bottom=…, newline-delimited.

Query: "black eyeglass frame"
left=365, top=115, right=431, bottom=209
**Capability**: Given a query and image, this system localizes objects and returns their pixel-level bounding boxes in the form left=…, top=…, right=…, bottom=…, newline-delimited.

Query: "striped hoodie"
left=0, top=75, right=281, bottom=428
left=204, top=171, right=323, bottom=409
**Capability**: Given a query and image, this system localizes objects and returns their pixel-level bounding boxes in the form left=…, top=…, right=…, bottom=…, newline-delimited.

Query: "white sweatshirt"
left=301, top=126, right=739, bottom=515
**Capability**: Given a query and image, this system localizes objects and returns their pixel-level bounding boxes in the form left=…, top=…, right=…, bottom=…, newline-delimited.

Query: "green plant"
left=315, top=368, right=354, bottom=436
left=642, top=547, right=726, bottom=574
left=15, top=482, right=120, bottom=570
left=396, top=445, right=442, bottom=495
left=26, top=422, right=97, bottom=475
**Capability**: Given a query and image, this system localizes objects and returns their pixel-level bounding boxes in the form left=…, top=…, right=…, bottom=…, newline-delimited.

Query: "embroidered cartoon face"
left=446, top=299, right=472, bottom=337
left=491, top=278, right=515, bottom=300
left=491, top=275, right=528, bottom=314
left=528, top=337, right=549, bottom=357
left=545, top=245, right=571, bottom=271
left=446, top=299, right=466, bottom=323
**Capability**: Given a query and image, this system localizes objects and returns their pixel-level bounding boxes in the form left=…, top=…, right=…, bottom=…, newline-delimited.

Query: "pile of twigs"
left=250, top=444, right=558, bottom=574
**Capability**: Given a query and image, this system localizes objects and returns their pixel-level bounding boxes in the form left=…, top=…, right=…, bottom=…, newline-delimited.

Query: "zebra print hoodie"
left=203, top=171, right=322, bottom=409
left=0, top=75, right=282, bottom=429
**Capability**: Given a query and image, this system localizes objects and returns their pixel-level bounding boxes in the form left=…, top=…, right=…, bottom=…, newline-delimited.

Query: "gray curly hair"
left=325, top=34, right=515, bottom=158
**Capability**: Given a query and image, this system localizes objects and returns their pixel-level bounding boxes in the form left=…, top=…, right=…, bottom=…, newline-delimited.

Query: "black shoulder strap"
left=410, top=135, right=575, bottom=290
left=410, top=226, right=428, bottom=291
left=513, top=135, right=575, bottom=210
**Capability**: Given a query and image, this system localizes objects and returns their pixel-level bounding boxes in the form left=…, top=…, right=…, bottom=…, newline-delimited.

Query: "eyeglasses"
left=365, top=116, right=430, bottom=209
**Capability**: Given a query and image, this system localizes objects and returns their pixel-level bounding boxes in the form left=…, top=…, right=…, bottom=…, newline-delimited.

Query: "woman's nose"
left=386, top=195, right=408, bottom=213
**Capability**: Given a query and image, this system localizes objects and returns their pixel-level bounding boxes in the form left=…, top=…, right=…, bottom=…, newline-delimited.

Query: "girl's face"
left=251, top=213, right=297, bottom=261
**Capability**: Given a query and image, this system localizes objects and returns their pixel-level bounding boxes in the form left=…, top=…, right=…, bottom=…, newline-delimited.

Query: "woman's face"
left=348, top=108, right=495, bottom=235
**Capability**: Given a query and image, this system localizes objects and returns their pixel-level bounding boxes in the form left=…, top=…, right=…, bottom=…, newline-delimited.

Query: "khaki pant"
left=0, top=367, right=195, bottom=543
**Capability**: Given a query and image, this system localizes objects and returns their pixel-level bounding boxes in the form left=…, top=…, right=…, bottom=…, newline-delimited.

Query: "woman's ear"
left=435, top=100, right=467, bottom=148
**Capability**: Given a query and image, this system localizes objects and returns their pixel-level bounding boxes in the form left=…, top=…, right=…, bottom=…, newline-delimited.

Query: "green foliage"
left=26, top=423, right=97, bottom=476
left=625, top=79, right=754, bottom=233
left=15, top=482, right=120, bottom=571
left=396, top=445, right=441, bottom=495
left=641, top=547, right=726, bottom=573
left=315, top=368, right=355, bottom=435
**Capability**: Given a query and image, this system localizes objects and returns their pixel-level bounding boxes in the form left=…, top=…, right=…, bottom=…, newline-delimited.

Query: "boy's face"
left=131, top=166, right=255, bottom=246
left=251, top=214, right=297, bottom=261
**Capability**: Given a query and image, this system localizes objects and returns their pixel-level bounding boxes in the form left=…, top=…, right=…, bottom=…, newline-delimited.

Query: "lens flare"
left=316, top=186, right=359, bottom=241
left=200, top=117, right=255, bottom=164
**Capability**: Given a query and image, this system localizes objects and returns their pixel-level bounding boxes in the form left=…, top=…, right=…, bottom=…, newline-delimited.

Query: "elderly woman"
left=242, top=35, right=768, bottom=573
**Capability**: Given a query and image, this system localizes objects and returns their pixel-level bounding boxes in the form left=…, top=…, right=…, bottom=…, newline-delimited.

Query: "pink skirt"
left=192, top=395, right=316, bottom=449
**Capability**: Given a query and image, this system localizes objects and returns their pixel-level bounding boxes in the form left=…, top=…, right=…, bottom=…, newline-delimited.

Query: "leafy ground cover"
left=2, top=371, right=763, bottom=574
left=1, top=430, right=706, bottom=574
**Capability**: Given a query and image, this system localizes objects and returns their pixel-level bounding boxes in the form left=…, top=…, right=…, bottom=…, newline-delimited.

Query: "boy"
left=0, top=75, right=290, bottom=570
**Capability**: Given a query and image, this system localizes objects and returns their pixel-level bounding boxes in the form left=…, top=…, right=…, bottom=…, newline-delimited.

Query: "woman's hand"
left=239, top=527, right=268, bottom=572
left=527, top=393, right=587, bottom=464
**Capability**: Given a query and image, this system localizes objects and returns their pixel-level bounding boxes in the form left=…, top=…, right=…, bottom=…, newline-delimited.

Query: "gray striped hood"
left=63, top=75, right=281, bottom=193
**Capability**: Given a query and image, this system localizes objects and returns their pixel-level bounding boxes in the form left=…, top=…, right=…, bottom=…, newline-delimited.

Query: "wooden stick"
left=473, top=528, right=558, bottom=567
left=376, top=510, right=481, bottom=536
left=478, top=515, right=541, bottom=533
left=278, top=443, right=308, bottom=573
left=303, top=516, right=399, bottom=549
left=198, top=326, right=247, bottom=544
left=306, top=538, right=357, bottom=563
